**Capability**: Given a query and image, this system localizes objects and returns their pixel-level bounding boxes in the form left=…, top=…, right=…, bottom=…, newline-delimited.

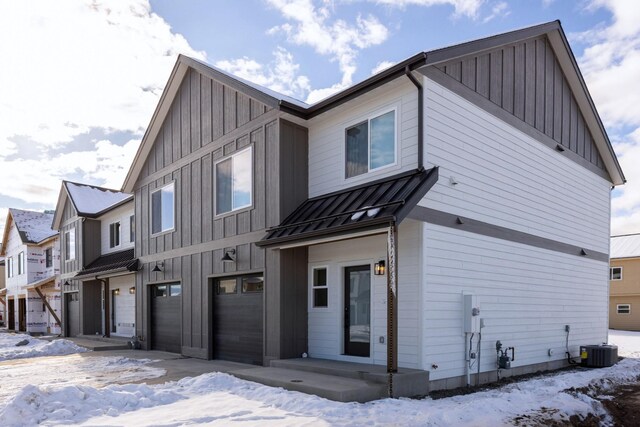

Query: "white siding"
left=307, top=220, right=423, bottom=368
left=99, top=202, right=135, bottom=255
left=5, top=224, right=28, bottom=292
left=422, top=223, right=608, bottom=381
left=308, top=77, right=420, bottom=197
left=422, top=77, right=611, bottom=253
left=109, top=274, right=135, bottom=337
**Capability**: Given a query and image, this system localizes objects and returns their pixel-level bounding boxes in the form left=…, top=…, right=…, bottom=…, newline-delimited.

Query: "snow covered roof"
left=7, top=208, right=57, bottom=244
left=65, top=181, right=132, bottom=216
left=611, top=234, right=640, bottom=259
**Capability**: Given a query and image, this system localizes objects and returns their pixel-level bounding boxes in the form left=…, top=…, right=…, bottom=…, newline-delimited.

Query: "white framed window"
left=45, top=248, right=53, bottom=268
left=65, top=228, right=76, bottom=261
left=129, top=215, right=135, bottom=243
left=617, top=304, right=631, bottom=314
left=311, top=266, right=328, bottom=308
left=109, top=221, right=121, bottom=248
left=7, top=256, right=13, bottom=278
left=345, top=109, right=396, bottom=178
left=151, top=182, right=175, bottom=235
left=17, top=252, right=24, bottom=275
left=610, top=267, right=622, bottom=281
left=215, top=146, right=253, bottom=215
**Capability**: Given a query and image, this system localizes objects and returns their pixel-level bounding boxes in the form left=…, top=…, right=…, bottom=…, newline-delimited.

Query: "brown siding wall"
left=610, top=258, right=640, bottom=296
left=610, top=296, right=640, bottom=331
left=436, top=35, right=604, bottom=170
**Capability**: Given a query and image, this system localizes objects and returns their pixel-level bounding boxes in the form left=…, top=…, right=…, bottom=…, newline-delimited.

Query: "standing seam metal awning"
left=257, top=167, right=439, bottom=248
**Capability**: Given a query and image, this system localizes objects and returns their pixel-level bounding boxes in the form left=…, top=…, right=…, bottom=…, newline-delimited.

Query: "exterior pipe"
left=405, top=65, right=424, bottom=170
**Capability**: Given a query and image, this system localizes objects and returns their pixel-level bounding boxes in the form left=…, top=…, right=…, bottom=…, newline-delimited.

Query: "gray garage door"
left=66, top=293, right=80, bottom=337
left=213, top=275, right=263, bottom=365
left=151, top=283, right=181, bottom=353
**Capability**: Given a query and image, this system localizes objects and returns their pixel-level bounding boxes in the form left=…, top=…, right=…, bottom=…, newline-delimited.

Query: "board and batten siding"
left=422, top=223, right=608, bottom=382
left=307, top=220, right=422, bottom=369
left=99, top=202, right=134, bottom=255
left=434, top=36, right=605, bottom=170
left=421, top=76, right=612, bottom=254
left=307, top=77, right=419, bottom=197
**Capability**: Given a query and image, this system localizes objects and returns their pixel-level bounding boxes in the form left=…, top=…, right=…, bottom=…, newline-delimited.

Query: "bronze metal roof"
left=258, top=167, right=439, bottom=248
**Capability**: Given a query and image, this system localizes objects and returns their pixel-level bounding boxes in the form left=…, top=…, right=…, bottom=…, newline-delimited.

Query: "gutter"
left=404, top=60, right=426, bottom=170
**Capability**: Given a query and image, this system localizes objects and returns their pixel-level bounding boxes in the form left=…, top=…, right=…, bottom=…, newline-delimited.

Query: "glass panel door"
left=344, top=265, right=371, bottom=357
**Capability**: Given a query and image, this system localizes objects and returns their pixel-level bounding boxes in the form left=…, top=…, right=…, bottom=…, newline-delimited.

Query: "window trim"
left=617, top=304, right=631, bottom=315
left=150, top=181, right=176, bottom=237
left=214, top=146, right=254, bottom=217
left=109, top=221, right=121, bottom=248
left=65, top=228, right=76, bottom=261
left=610, top=266, right=623, bottom=281
left=309, top=265, right=329, bottom=310
left=344, top=107, right=398, bottom=179
left=215, top=273, right=264, bottom=295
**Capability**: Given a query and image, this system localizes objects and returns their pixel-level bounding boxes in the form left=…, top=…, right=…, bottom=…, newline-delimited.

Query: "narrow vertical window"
left=312, top=267, right=328, bottom=308
left=45, top=248, right=52, bottom=268
left=151, top=183, right=175, bottom=234
left=109, top=222, right=121, bottom=248
left=7, top=257, right=13, bottom=278
left=18, top=252, right=24, bottom=275
left=65, top=228, right=76, bottom=261
left=129, top=215, right=135, bottom=243
left=345, top=109, right=396, bottom=178
left=215, top=147, right=253, bottom=215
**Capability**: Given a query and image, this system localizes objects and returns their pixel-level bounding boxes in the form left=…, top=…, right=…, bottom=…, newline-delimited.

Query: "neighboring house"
left=0, top=258, right=5, bottom=327
left=609, top=234, right=640, bottom=331
left=0, top=209, right=61, bottom=334
left=121, top=20, right=623, bottom=393
left=51, top=181, right=135, bottom=338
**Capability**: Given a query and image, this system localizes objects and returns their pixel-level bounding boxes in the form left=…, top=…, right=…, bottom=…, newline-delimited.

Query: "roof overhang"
left=0, top=210, right=13, bottom=257
left=25, top=276, right=55, bottom=290
left=258, top=167, right=439, bottom=248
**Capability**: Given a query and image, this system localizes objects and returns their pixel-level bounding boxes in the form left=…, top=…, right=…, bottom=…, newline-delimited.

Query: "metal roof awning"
left=257, top=167, right=439, bottom=248
left=74, top=248, right=138, bottom=280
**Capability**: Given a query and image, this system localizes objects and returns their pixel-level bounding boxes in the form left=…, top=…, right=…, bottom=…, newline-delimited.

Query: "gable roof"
left=0, top=208, right=57, bottom=255
left=52, top=181, right=133, bottom=230
left=123, top=20, right=624, bottom=192
left=611, top=234, right=640, bottom=259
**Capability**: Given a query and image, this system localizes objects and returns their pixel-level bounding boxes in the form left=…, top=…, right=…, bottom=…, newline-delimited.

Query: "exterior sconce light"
left=114, top=288, right=120, bottom=296
left=374, top=260, right=386, bottom=276
left=221, top=249, right=236, bottom=263
left=129, top=286, right=135, bottom=294
left=152, top=262, right=164, bottom=272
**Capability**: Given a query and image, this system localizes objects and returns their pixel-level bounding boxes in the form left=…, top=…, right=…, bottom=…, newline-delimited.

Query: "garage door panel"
left=151, top=283, right=181, bottom=353
left=66, top=293, right=80, bottom=337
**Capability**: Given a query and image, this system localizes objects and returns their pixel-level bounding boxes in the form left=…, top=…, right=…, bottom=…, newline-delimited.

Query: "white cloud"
left=215, top=47, right=311, bottom=100
left=371, top=60, right=396, bottom=75
left=482, top=1, right=510, bottom=23
left=374, top=0, right=485, bottom=19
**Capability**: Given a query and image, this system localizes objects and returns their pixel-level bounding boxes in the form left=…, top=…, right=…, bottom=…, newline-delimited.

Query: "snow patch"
left=0, top=334, right=86, bottom=362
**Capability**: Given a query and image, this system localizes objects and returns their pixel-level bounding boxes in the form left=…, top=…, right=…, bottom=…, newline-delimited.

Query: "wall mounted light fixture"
left=374, top=260, right=386, bottom=276
left=152, top=261, right=164, bottom=272
left=221, top=249, right=236, bottom=263
left=114, top=288, right=120, bottom=296
left=129, top=286, right=135, bottom=294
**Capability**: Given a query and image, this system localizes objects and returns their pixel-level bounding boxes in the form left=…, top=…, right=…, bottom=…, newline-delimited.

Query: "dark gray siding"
left=435, top=35, right=604, bottom=170
left=82, top=219, right=101, bottom=266
left=133, top=69, right=309, bottom=362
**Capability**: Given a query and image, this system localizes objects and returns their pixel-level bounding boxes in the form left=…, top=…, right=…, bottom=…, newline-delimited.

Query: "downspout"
left=96, top=276, right=108, bottom=337
left=405, top=64, right=424, bottom=170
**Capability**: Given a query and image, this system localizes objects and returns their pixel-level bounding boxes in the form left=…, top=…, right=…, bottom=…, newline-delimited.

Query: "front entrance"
left=8, top=299, right=15, bottom=330
left=66, top=293, right=80, bottom=337
left=18, top=298, right=26, bottom=332
left=344, top=265, right=371, bottom=357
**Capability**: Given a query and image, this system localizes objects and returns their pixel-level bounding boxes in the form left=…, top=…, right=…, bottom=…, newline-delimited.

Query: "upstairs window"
left=45, top=248, right=53, bottom=268
left=7, top=257, right=13, bottom=278
left=151, top=182, right=175, bottom=235
left=18, top=252, right=24, bottom=275
left=65, top=228, right=76, bottom=261
left=610, top=267, right=622, bottom=281
left=346, top=110, right=396, bottom=178
left=129, top=215, right=135, bottom=243
left=215, top=147, right=253, bottom=215
left=109, top=222, right=121, bottom=248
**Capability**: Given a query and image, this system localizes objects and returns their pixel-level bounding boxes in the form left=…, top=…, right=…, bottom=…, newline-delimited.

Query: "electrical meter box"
left=463, top=294, right=480, bottom=333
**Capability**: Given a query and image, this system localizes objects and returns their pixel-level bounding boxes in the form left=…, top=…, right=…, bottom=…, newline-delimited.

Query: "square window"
left=242, top=276, right=264, bottom=293
left=154, top=285, right=167, bottom=297
left=151, top=183, right=175, bottom=235
left=217, top=279, right=237, bottom=295
left=215, top=147, right=253, bottom=215
left=610, top=267, right=622, bottom=281
left=345, top=110, right=396, bottom=178
left=169, top=284, right=181, bottom=297
left=312, top=267, right=328, bottom=308
left=109, top=222, right=121, bottom=248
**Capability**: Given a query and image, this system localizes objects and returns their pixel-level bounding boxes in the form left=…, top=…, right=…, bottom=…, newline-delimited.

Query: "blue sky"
left=0, top=0, right=639, bottom=237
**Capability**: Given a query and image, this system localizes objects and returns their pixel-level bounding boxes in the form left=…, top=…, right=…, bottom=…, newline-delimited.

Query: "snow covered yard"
left=0, top=330, right=638, bottom=426
left=0, top=332, right=86, bottom=362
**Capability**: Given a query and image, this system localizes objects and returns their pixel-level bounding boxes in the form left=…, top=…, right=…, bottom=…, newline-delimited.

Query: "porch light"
left=221, top=249, right=236, bottom=263
left=152, top=262, right=164, bottom=272
left=114, top=288, right=120, bottom=296
left=129, top=286, right=135, bottom=294
left=374, top=260, right=386, bottom=276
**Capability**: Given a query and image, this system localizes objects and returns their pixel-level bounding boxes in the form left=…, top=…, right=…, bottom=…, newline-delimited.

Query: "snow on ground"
left=0, top=330, right=638, bottom=426
left=0, top=333, right=86, bottom=361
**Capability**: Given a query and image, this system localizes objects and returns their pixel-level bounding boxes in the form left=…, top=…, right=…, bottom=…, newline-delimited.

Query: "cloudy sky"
left=0, top=0, right=638, bottom=238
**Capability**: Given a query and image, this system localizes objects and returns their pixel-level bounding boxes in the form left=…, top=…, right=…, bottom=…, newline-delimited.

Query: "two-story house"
left=52, top=181, right=135, bottom=337
left=0, top=258, right=6, bottom=327
left=609, top=234, right=640, bottom=331
left=121, top=20, right=624, bottom=394
left=0, top=209, right=61, bottom=334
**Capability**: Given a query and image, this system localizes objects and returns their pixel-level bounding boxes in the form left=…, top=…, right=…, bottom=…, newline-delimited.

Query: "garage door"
left=151, top=283, right=181, bottom=353
left=213, top=275, right=263, bottom=365
left=66, top=293, right=80, bottom=337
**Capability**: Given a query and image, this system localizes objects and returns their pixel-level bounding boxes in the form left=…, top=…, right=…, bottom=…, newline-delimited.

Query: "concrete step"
left=270, top=358, right=429, bottom=398
left=66, top=336, right=131, bottom=351
left=232, top=367, right=388, bottom=403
